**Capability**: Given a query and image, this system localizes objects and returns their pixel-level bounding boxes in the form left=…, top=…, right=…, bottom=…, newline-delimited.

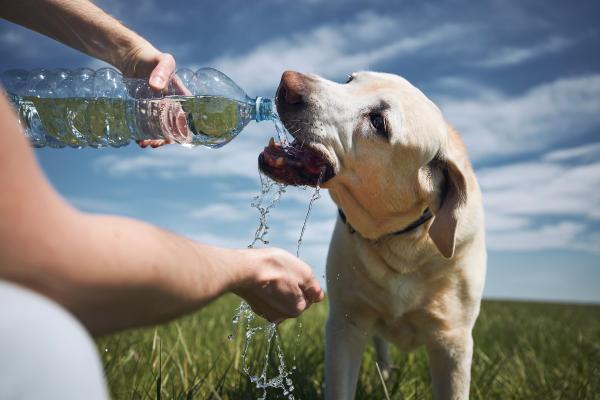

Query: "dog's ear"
left=428, top=156, right=467, bottom=258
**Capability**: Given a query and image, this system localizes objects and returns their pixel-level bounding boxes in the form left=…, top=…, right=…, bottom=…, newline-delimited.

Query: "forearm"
left=0, top=0, right=151, bottom=71
left=2, top=206, right=250, bottom=336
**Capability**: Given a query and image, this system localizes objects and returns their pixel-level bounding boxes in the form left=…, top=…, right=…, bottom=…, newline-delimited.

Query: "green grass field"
left=97, top=295, right=600, bottom=399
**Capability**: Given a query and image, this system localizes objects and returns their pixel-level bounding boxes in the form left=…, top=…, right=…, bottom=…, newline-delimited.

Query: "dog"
left=259, top=70, right=486, bottom=400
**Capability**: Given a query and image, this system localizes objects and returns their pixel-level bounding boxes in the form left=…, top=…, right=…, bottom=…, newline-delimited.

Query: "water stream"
left=229, top=125, right=324, bottom=399
left=296, top=169, right=324, bottom=258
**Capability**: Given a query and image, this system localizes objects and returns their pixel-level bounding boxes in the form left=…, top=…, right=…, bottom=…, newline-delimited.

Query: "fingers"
left=302, top=278, right=325, bottom=303
left=137, top=139, right=171, bottom=148
left=247, top=295, right=297, bottom=324
left=149, top=53, right=176, bottom=91
left=241, top=281, right=311, bottom=324
left=262, top=297, right=307, bottom=323
left=294, top=259, right=325, bottom=304
left=157, top=100, right=189, bottom=143
left=171, top=75, right=193, bottom=96
left=273, top=249, right=324, bottom=306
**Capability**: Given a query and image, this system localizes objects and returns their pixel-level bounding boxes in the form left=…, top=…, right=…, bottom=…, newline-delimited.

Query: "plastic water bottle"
left=1, top=67, right=274, bottom=148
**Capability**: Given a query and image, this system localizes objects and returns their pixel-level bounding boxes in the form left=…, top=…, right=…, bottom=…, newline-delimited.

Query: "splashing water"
left=249, top=172, right=287, bottom=248
left=272, top=110, right=292, bottom=145
left=296, top=168, right=324, bottom=258
left=229, top=116, right=324, bottom=399
left=230, top=171, right=294, bottom=399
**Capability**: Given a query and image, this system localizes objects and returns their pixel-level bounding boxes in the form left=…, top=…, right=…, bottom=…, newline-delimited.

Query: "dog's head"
left=259, top=71, right=469, bottom=258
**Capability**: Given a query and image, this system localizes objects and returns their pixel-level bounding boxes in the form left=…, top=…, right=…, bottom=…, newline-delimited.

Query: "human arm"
left=0, top=94, right=323, bottom=336
left=2, top=1, right=189, bottom=147
left=0, top=0, right=174, bottom=90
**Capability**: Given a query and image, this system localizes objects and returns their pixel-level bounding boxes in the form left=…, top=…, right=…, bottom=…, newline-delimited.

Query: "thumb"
left=149, top=53, right=176, bottom=91
left=300, top=276, right=324, bottom=303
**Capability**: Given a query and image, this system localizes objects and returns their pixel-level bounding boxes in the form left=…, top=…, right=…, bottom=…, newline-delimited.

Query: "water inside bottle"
left=23, top=97, right=130, bottom=147
left=177, top=95, right=254, bottom=147
left=18, top=95, right=254, bottom=148
left=229, top=117, right=324, bottom=399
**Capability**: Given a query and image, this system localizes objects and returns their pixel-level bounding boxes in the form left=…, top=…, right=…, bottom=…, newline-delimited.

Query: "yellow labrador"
left=259, top=71, right=486, bottom=400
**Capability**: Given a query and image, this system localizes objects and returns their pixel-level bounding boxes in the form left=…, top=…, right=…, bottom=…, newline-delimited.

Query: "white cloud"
left=436, top=74, right=600, bottom=161
left=480, top=144, right=600, bottom=253
left=484, top=213, right=530, bottom=232
left=486, top=221, right=594, bottom=252
left=190, top=203, right=251, bottom=222
left=95, top=0, right=179, bottom=25
left=210, top=12, right=469, bottom=94
left=480, top=161, right=600, bottom=220
left=283, top=218, right=336, bottom=245
left=0, top=30, right=49, bottom=60
left=185, top=231, right=248, bottom=249
left=543, top=142, right=600, bottom=163
left=476, top=36, right=574, bottom=68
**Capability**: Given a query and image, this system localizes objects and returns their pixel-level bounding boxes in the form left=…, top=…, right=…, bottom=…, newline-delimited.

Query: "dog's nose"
left=278, top=71, right=308, bottom=105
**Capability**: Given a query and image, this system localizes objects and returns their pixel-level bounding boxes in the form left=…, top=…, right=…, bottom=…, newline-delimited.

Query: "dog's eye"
left=345, top=74, right=354, bottom=83
left=369, top=112, right=387, bottom=138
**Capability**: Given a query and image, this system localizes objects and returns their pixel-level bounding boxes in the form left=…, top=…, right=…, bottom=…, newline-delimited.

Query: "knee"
left=0, top=281, right=108, bottom=399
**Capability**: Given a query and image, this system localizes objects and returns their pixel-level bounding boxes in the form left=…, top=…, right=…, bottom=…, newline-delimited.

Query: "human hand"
left=119, top=42, right=176, bottom=92
left=233, top=248, right=324, bottom=323
left=118, top=42, right=191, bottom=148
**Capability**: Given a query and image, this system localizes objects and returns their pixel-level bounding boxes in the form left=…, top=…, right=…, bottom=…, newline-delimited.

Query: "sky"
left=0, top=0, right=599, bottom=303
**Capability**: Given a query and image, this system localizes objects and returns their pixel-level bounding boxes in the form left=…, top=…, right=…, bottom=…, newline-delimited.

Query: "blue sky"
left=1, top=0, right=599, bottom=302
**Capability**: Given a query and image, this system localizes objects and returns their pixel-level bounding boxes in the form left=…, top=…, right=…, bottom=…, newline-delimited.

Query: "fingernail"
left=151, top=76, right=164, bottom=87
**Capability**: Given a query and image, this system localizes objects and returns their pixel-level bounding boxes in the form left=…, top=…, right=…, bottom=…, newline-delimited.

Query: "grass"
left=97, top=295, right=600, bottom=399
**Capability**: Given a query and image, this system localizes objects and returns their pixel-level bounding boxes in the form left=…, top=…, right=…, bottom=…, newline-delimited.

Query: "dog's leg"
left=373, top=335, right=391, bottom=380
left=325, top=314, right=372, bottom=400
left=425, top=330, right=473, bottom=400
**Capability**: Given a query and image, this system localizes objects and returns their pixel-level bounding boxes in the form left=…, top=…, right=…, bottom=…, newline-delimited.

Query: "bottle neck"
left=253, top=97, right=273, bottom=122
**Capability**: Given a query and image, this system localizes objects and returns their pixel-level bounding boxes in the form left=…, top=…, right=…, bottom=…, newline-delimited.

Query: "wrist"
left=227, top=248, right=260, bottom=295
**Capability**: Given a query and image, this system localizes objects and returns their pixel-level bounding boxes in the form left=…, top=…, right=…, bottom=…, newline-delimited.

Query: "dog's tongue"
left=259, top=138, right=333, bottom=186
left=262, top=138, right=326, bottom=174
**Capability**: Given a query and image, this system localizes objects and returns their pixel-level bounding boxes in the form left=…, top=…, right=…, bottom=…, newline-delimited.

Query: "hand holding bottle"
left=117, top=44, right=176, bottom=92
left=1, top=0, right=191, bottom=148
left=116, top=43, right=191, bottom=148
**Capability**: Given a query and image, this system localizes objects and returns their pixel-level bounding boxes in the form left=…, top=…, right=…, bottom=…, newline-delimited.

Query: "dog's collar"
left=337, top=208, right=433, bottom=238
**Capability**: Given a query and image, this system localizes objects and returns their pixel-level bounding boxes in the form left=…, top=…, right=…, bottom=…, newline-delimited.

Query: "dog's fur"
left=277, top=71, right=486, bottom=399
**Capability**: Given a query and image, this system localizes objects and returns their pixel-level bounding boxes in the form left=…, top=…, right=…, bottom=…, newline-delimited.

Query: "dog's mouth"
left=259, top=138, right=335, bottom=186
